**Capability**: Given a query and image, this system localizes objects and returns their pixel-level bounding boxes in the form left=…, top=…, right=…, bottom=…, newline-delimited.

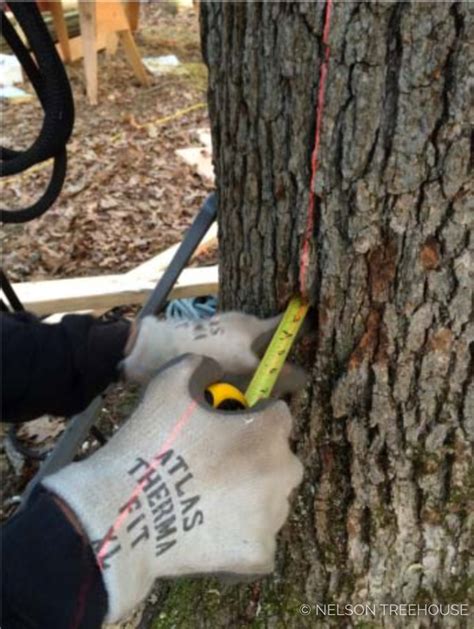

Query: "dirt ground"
left=1, top=3, right=213, bottom=282
left=1, top=8, right=216, bottom=625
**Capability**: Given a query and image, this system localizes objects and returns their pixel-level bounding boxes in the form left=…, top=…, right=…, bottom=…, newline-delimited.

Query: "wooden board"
left=175, top=147, right=214, bottom=182
left=41, top=224, right=218, bottom=322
left=13, top=266, right=218, bottom=317
left=60, top=30, right=109, bottom=63
left=78, top=1, right=98, bottom=104
left=176, top=128, right=214, bottom=182
left=88, top=222, right=217, bottom=317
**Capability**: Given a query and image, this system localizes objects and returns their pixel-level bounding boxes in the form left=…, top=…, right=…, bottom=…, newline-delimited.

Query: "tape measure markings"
left=245, top=296, right=309, bottom=406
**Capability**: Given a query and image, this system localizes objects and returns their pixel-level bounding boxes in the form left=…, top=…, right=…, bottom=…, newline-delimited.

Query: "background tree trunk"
left=153, top=2, right=472, bottom=627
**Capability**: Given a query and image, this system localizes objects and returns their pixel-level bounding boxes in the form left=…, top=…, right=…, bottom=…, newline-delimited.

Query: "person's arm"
left=1, top=486, right=108, bottom=629
left=1, top=355, right=303, bottom=628
left=1, top=312, right=130, bottom=422
left=1, top=310, right=305, bottom=423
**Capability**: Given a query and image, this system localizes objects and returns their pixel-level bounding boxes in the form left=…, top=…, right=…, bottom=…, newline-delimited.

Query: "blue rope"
left=165, top=296, right=217, bottom=320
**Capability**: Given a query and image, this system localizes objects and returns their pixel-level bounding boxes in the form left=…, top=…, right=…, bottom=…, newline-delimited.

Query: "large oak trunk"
left=150, top=2, right=472, bottom=627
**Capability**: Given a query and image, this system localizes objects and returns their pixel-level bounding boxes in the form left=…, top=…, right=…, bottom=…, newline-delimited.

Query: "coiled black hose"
left=1, top=2, right=74, bottom=223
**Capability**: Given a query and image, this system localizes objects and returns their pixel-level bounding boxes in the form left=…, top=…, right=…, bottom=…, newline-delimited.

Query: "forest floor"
left=1, top=6, right=219, bottom=626
left=1, top=3, right=213, bottom=283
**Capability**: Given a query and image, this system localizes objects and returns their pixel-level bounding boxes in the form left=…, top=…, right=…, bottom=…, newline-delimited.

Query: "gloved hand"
left=43, top=355, right=303, bottom=623
left=122, top=311, right=306, bottom=394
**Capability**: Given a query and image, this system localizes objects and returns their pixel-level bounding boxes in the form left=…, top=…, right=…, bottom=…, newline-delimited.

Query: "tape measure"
left=206, top=296, right=309, bottom=409
left=205, top=383, right=248, bottom=410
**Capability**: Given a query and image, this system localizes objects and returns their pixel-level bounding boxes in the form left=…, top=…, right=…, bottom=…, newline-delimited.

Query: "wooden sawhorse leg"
left=118, top=29, right=150, bottom=86
left=78, top=0, right=98, bottom=105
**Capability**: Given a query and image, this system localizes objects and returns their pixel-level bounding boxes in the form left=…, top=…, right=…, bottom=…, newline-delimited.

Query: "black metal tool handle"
left=21, top=192, right=217, bottom=506
left=138, top=192, right=217, bottom=319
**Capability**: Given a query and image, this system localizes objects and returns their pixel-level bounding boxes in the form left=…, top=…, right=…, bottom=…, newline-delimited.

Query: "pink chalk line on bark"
left=95, top=0, right=334, bottom=584
left=299, top=0, right=334, bottom=298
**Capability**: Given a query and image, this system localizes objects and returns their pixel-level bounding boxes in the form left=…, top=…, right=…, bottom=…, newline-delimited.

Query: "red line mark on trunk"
left=299, top=0, right=333, bottom=299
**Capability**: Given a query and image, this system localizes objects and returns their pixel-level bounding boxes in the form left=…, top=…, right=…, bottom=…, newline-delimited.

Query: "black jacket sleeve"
left=1, top=312, right=130, bottom=423
left=1, top=487, right=108, bottom=628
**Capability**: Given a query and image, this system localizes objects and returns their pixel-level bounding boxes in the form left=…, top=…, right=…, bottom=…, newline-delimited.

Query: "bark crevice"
left=188, top=2, right=474, bottom=626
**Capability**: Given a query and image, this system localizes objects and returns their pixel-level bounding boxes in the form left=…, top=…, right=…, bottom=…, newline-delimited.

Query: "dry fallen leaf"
left=17, top=416, right=65, bottom=444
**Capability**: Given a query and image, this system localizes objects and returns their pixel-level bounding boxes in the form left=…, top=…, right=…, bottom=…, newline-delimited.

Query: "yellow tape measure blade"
left=245, top=296, right=308, bottom=406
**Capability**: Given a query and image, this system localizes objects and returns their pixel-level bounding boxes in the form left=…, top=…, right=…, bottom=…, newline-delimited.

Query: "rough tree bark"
left=151, top=2, right=472, bottom=628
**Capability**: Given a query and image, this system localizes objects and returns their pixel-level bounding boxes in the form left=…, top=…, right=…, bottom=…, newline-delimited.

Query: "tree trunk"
left=151, top=2, right=472, bottom=627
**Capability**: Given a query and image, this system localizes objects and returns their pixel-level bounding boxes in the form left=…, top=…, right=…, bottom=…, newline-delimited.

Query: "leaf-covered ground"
left=1, top=3, right=212, bottom=282
left=0, top=7, right=288, bottom=628
left=1, top=1, right=212, bottom=542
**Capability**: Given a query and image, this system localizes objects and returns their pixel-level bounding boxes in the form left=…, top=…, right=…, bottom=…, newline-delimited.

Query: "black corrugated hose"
left=1, top=3, right=84, bottom=458
left=1, top=1, right=75, bottom=223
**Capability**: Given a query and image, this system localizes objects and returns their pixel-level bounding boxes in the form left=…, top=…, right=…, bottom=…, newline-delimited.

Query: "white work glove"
left=122, top=312, right=306, bottom=394
left=43, top=355, right=303, bottom=623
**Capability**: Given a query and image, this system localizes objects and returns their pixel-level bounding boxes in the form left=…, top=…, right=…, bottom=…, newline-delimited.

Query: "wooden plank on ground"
left=176, top=147, right=214, bottom=182
left=42, top=223, right=218, bottom=322
left=176, top=128, right=214, bottom=182
left=13, top=266, right=218, bottom=317
left=89, top=221, right=217, bottom=316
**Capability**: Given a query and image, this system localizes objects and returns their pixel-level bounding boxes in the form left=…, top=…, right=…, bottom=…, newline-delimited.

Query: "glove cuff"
left=42, top=460, right=155, bottom=623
